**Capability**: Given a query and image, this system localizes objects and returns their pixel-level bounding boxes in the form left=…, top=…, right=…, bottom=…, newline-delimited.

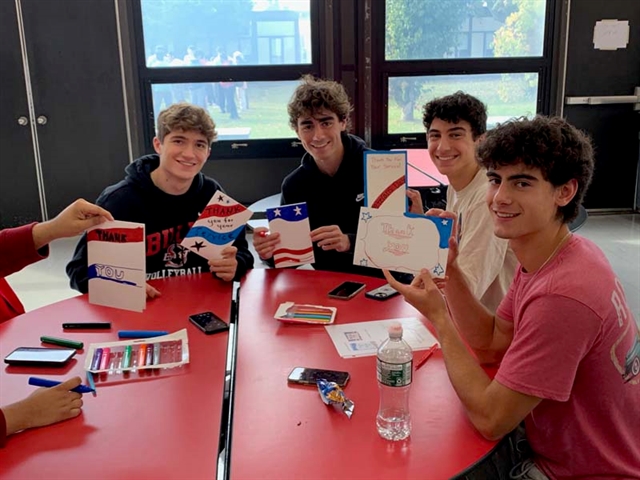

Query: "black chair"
left=569, top=205, right=588, bottom=232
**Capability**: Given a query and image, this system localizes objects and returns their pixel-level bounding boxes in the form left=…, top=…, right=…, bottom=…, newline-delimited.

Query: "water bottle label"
left=377, top=359, right=412, bottom=387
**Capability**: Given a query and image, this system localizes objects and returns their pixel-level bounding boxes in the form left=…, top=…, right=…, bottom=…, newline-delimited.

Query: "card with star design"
left=266, top=202, right=315, bottom=268
left=181, top=190, right=253, bottom=261
left=353, top=207, right=453, bottom=277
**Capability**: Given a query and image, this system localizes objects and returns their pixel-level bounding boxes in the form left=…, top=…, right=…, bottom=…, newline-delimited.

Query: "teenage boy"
left=408, top=92, right=516, bottom=311
left=252, top=75, right=374, bottom=276
left=386, top=116, right=639, bottom=478
left=67, top=103, right=253, bottom=297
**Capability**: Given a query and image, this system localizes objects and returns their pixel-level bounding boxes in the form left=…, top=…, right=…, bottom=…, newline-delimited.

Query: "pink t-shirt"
left=496, top=235, right=640, bottom=479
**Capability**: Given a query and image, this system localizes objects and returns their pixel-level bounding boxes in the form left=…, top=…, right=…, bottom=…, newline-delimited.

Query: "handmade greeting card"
left=87, top=220, right=146, bottom=312
left=182, top=190, right=253, bottom=261
left=266, top=202, right=314, bottom=268
left=364, top=151, right=408, bottom=212
left=353, top=208, right=453, bottom=277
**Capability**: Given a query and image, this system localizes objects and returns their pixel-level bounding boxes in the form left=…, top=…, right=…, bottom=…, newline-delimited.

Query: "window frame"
left=130, top=0, right=323, bottom=160
left=369, top=0, right=563, bottom=150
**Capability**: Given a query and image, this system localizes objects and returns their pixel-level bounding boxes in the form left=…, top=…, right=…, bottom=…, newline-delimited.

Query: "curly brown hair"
left=477, top=116, right=594, bottom=223
left=287, top=75, right=353, bottom=131
left=422, top=91, right=487, bottom=139
left=156, top=102, right=217, bottom=145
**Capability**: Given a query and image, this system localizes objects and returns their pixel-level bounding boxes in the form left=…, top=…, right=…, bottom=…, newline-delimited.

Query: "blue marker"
left=28, top=377, right=95, bottom=394
left=118, top=330, right=169, bottom=339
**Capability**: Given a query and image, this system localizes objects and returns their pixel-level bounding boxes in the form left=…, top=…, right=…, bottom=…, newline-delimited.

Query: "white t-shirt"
left=446, top=168, right=517, bottom=311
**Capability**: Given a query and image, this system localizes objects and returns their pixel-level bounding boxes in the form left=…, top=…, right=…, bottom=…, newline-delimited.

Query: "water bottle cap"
left=388, top=322, right=403, bottom=338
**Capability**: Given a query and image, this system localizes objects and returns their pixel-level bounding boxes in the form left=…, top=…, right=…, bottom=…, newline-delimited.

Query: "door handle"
left=565, top=87, right=639, bottom=110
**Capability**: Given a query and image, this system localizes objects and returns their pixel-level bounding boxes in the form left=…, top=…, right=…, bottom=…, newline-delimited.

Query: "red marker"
left=137, top=344, right=147, bottom=367
left=99, top=347, right=111, bottom=370
left=415, top=344, right=440, bottom=370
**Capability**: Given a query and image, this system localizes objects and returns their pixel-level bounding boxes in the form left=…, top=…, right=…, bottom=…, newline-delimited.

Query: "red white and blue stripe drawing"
left=182, top=190, right=253, bottom=261
left=266, top=202, right=315, bottom=268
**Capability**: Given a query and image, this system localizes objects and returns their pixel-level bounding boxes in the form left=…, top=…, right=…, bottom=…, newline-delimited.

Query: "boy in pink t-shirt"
left=386, top=116, right=639, bottom=478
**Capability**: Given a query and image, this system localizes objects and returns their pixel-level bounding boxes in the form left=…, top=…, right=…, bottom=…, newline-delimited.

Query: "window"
left=134, top=0, right=317, bottom=157
left=374, top=0, right=556, bottom=149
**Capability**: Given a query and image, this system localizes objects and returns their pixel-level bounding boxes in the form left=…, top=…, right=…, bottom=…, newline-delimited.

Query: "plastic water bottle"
left=376, top=323, right=412, bottom=440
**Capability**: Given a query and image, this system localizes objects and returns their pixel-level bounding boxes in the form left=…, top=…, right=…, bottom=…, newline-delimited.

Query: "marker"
left=415, top=344, right=440, bottom=370
left=29, top=377, right=94, bottom=394
left=137, top=344, right=147, bottom=367
left=90, top=348, right=103, bottom=371
left=86, top=372, right=97, bottom=393
left=40, top=336, right=84, bottom=350
left=99, top=348, right=111, bottom=370
left=153, top=343, right=161, bottom=365
left=63, top=322, right=111, bottom=330
left=145, top=344, right=154, bottom=365
left=118, top=330, right=169, bottom=339
left=122, top=345, right=132, bottom=369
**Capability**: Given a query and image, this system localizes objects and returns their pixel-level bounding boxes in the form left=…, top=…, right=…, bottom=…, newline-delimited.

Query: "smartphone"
left=327, top=281, right=366, bottom=300
left=288, top=367, right=350, bottom=387
left=4, top=347, right=76, bottom=367
left=365, top=284, right=400, bottom=301
left=189, top=311, right=229, bottom=335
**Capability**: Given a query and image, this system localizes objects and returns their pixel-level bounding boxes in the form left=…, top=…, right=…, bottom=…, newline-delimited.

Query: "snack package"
left=317, top=378, right=355, bottom=418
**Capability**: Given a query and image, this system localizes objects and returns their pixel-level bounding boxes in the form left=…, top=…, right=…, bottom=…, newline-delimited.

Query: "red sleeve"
left=0, top=408, right=7, bottom=447
left=0, top=223, right=48, bottom=278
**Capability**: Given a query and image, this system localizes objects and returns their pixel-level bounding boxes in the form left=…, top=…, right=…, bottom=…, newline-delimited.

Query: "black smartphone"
left=288, top=367, right=350, bottom=387
left=4, top=347, right=76, bottom=367
left=327, top=281, right=366, bottom=300
left=189, top=311, right=229, bottom=335
left=365, top=284, right=400, bottom=301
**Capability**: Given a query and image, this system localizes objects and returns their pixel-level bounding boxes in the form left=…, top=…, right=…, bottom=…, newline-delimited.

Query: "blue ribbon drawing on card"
left=184, top=225, right=245, bottom=245
left=88, top=264, right=141, bottom=286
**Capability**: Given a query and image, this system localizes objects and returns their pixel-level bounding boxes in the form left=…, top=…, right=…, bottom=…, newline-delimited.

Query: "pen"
left=118, top=330, right=169, bottom=339
left=63, top=322, right=111, bottom=330
left=86, top=372, right=97, bottom=393
left=146, top=343, right=154, bottom=365
left=90, top=348, right=103, bottom=371
left=40, top=336, right=84, bottom=350
left=28, top=377, right=95, bottom=394
left=415, top=344, right=440, bottom=370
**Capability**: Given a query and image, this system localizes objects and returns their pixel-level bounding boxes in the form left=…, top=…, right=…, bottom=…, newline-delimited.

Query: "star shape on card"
left=191, top=241, right=205, bottom=252
left=361, top=211, right=372, bottom=222
left=359, top=258, right=368, bottom=267
left=217, top=194, right=225, bottom=202
left=432, top=263, right=444, bottom=276
left=294, top=205, right=302, bottom=216
left=273, top=208, right=281, bottom=217
left=441, top=219, right=449, bottom=226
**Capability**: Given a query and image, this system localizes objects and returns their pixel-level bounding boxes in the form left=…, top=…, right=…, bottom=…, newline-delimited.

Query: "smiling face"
left=152, top=129, right=210, bottom=193
left=427, top=118, right=482, bottom=190
left=295, top=109, right=346, bottom=172
left=486, top=164, right=577, bottom=242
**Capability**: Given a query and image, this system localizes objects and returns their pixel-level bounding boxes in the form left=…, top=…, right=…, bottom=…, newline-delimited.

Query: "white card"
left=181, top=190, right=253, bottom=261
left=267, top=202, right=314, bottom=268
left=364, top=151, right=408, bottom=212
left=353, top=208, right=452, bottom=277
left=87, top=220, right=146, bottom=312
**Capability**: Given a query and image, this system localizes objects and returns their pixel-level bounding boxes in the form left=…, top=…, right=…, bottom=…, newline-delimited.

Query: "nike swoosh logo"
left=355, top=193, right=364, bottom=202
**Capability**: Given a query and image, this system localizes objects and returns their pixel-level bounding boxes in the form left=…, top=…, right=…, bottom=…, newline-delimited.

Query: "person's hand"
left=33, top=199, right=114, bottom=249
left=424, top=207, right=446, bottom=217
left=383, top=269, right=449, bottom=327
left=146, top=283, right=161, bottom=299
left=1, top=376, right=84, bottom=436
left=310, top=226, right=350, bottom=252
left=209, top=246, right=238, bottom=282
left=252, top=227, right=280, bottom=260
left=406, top=189, right=424, bottom=214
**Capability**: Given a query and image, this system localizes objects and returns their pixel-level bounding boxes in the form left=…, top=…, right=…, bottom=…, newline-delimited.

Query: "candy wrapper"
left=317, top=378, right=355, bottom=418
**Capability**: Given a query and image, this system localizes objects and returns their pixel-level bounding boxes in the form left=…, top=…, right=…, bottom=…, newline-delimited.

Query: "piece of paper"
left=182, top=190, right=253, bottom=261
left=267, top=202, right=315, bottom=268
left=364, top=151, right=408, bottom=212
left=274, top=302, right=337, bottom=324
left=87, top=220, right=146, bottom=312
left=353, top=208, right=453, bottom=277
left=325, top=317, right=438, bottom=358
left=593, top=19, right=629, bottom=50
